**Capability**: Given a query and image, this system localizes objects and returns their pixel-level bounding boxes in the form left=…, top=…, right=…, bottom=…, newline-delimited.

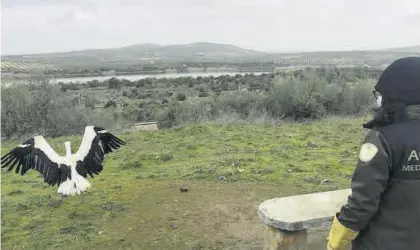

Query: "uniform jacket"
left=337, top=104, right=420, bottom=250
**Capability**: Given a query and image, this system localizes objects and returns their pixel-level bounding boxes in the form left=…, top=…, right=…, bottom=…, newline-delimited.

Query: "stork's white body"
left=56, top=141, right=92, bottom=196
left=1, top=126, right=126, bottom=196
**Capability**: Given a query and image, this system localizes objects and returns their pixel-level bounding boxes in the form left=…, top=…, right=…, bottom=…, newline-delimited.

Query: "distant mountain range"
left=2, top=42, right=420, bottom=69
left=2, top=42, right=268, bottom=58
left=1, top=42, right=268, bottom=67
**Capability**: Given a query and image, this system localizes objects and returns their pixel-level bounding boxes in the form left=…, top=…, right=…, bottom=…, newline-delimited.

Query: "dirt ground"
left=2, top=178, right=332, bottom=250
left=90, top=179, right=331, bottom=250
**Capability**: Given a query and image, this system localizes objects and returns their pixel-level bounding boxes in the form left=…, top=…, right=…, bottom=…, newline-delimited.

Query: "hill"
left=1, top=43, right=419, bottom=73
left=262, top=45, right=420, bottom=67
left=1, top=42, right=268, bottom=67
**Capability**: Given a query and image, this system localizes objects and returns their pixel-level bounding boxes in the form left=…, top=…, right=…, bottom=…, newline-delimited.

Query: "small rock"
left=288, top=169, right=292, bottom=172
left=171, top=224, right=178, bottom=229
left=304, top=175, right=320, bottom=183
left=321, top=179, right=330, bottom=183
left=216, top=175, right=226, bottom=180
left=263, top=168, right=273, bottom=174
left=98, top=231, right=104, bottom=235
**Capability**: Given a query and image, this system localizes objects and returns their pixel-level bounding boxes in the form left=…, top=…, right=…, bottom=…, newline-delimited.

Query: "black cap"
left=375, top=56, right=420, bottom=105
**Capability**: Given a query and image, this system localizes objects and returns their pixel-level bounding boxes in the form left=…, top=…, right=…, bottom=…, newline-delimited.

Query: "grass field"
left=1, top=117, right=368, bottom=249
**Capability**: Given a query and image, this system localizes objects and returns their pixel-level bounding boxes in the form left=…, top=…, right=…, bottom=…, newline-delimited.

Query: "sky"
left=1, top=0, right=420, bottom=55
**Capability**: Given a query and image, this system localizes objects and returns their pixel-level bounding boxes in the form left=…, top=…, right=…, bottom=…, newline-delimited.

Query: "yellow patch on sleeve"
left=359, top=143, right=379, bottom=162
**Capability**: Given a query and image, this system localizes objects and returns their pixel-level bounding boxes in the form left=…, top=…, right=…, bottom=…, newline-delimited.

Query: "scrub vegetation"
left=1, top=67, right=379, bottom=139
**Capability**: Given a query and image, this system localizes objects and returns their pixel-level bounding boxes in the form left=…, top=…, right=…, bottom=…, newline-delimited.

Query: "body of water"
left=49, top=71, right=271, bottom=84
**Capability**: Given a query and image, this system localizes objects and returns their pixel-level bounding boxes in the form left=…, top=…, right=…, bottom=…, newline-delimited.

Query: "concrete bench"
left=258, top=188, right=351, bottom=250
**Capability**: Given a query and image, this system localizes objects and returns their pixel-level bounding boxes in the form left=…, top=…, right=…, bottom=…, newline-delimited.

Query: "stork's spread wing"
left=75, top=126, right=125, bottom=178
left=1, top=136, right=71, bottom=186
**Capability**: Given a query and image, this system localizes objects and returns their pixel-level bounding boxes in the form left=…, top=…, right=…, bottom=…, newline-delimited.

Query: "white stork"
left=1, top=126, right=125, bottom=196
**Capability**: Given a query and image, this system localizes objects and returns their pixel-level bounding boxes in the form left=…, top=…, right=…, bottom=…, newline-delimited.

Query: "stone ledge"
left=258, top=189, right=351, bottom=231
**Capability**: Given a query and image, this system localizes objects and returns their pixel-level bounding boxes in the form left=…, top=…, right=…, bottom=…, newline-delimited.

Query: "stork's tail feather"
left=57, top=174, right=91, bottom=196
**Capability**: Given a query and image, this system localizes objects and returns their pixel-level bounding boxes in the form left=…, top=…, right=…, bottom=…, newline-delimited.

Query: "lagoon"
left=49, top=71, right=270, bottom=84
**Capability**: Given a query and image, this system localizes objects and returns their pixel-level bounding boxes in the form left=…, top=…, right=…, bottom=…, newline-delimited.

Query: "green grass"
left=1, top=117, right=368, bottom=249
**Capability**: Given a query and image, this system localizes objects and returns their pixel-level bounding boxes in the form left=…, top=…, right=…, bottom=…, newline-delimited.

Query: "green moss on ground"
left=1, top=117, right=368, bottom=249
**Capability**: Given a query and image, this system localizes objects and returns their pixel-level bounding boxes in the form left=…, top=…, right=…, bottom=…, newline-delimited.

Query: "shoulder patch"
left=359, top=143, right=379, bottom=162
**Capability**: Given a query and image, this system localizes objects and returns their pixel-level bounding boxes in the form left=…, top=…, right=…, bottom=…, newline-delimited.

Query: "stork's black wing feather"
left=75, top=126, right=125, bottom=178
left=1, top=136, right=71, bottom=187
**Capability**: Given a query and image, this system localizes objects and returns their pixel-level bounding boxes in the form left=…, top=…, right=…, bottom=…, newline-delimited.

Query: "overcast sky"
left=2, top=0, right=420, bottom=55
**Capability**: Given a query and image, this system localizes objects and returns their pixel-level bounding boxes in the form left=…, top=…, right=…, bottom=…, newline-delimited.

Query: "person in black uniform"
left=327, top=56, right=420, bottom=250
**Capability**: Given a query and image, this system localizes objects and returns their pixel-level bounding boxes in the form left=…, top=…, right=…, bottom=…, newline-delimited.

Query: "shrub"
left=108, top=77, right=122, bottom=89
left=1, top=81, right=88, bottom=138
left=176, top=93, right=187, bottom=101
left=1, top=81, right=128, bottom=139
left=104, top=100, right=117, bottom=109
left=265, top=74, right=329, bottom=120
